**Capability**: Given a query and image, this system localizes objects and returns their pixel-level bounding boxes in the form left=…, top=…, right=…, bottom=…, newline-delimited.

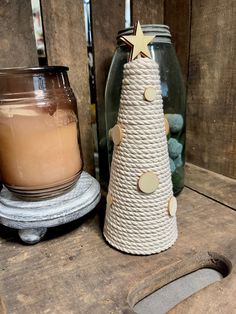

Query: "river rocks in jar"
left=166, top=114, right=184, bottom=133
left=169, top=158, right=176, bottom=174
left=174, top=154, right=183, bottom=168
left=168, top=138, right=183, bottom=159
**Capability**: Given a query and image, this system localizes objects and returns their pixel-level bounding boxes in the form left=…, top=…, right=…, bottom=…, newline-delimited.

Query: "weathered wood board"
left=186, top=0, right=236, bottom=179
left=164, top=0, right=191, bottom=84
left=90, top=0, right=126, bottom=185
left=0, top=167, right=235, bottom=313
left=185, top=163, right=236, bottom=210
left=0, top=0, right=38, bottom=67
left=40, top=0, right=94, bottom=174
left=131, top=0, right=164, bottom=25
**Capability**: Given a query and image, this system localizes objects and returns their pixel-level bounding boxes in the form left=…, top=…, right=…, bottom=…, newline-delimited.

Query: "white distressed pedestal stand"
left=0, top=172, right=101, bottom=244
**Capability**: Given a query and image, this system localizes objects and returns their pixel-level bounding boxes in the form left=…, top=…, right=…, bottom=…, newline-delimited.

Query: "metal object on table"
left=0, top=172, right=101, bottom=244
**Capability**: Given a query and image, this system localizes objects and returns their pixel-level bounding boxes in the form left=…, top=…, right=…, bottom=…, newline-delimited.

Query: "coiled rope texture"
left=103, top=58, right=178, bottom=255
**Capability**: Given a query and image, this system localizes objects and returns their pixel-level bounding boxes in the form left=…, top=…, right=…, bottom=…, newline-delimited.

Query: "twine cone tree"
left=103, top=22, right=178, bottom=255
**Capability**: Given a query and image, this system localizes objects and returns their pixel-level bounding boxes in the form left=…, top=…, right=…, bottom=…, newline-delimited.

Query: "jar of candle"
left=105, top=25, right=186, bottom=195
left=0, top=66, right=83, bottom=200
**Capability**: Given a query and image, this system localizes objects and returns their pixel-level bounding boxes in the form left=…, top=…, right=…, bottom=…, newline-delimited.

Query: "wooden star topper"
left=121, top=21, right=155, bottom=61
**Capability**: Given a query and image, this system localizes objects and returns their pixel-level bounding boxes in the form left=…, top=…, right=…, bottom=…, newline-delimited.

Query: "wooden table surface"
left=0, top=164, right=235, bottom=314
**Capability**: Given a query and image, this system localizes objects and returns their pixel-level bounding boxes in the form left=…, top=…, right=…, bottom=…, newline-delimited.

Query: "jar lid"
left=0, top=66, right=69, bottom=75
left=117, top=24, right=171, bottom=44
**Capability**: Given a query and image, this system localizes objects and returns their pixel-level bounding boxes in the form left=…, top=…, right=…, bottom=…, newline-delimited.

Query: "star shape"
left=121, top=21, right=155, bottom=61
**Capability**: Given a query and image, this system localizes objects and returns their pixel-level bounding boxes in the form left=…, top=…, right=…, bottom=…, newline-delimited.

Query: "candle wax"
left=0, top=108, right=82, bottom=187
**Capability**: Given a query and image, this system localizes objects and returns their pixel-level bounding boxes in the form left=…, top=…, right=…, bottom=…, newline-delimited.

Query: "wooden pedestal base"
left=0, top=172, right=101, bottom=244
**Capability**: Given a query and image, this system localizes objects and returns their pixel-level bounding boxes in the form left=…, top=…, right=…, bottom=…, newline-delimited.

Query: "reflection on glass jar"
left=105, top=25, right=186, bottom=195
left=0, top=66, right=83, bottom=200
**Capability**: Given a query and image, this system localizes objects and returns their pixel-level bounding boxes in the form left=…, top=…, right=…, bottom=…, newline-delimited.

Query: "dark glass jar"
left=105, top=25, right=186, bottom=195
left=0, top=66, right=83, bottom=200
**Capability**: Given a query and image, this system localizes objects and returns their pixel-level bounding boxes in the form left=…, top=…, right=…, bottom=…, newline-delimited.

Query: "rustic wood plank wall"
left=132, top=0, right=235, bottom=179
left=131, top=0, right=191, bottom=84
left=164, top=0, right=191, bottom=85
left=90, top=0, right=126, bottom=186
left=131, top=0, right=164, bottom=24
left=0, top=0, right=235, bottom=180
left=0, top=0, right=38, bottom=67
left=40, top=0, right=94, bottom=174
left=186, top=0, right=236, bottom=179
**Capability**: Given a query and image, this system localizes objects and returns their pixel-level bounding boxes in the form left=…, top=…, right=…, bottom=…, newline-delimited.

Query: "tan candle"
left=0, top=107, right=82, bottom=187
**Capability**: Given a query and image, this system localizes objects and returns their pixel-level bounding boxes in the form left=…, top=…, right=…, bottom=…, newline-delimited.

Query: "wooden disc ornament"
left=138, top=172, right=159, bottom=194
left=144, top=87, right=156, bottom=102
left=103, top=21, right=178, bottom=255
left=106, top=192, right=113, bottom=208
left=168, top=196, right=177, bottom=216
left=165, top=117, right=170, bottom=135
left=111, top=124, right=123, bottom=146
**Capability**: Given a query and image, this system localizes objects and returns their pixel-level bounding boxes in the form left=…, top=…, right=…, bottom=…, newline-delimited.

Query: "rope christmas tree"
left=103, top=22, right=178, bottom=255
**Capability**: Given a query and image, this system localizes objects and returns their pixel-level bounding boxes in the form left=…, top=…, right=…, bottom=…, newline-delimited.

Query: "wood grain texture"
left=185, top=163, right=236, bottom=210
left=90, top=0, right=125, bottom=185
left=40, top=0, right=94, bottom=174
left=0, top=297, right=7, bottom=314
left=0, top=0, right=38, bottom=67
left=131, top=0, right=164, bottom=24
left=164, top=0, right=191, bottom=84
left=186, top=0, right=236, bottom=179
left=0, top=175, right=235, bottom=313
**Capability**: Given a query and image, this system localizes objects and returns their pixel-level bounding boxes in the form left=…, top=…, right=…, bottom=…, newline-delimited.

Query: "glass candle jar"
left=0, top=66, right=83, bottom=200
left=105, top=25, right=186, bottom=195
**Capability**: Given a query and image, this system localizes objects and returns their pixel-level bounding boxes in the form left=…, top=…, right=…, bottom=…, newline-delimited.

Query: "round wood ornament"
left=144, top=86, right=156, bottom=102
left=107, top=192, right=113, bottom=208
left=168, top=196, right=177, bottom=216
left=165, top=117, right=170, bottom=135
left=138, top=171, right=159, bottom=194
left=111, top=124, right=123, bottom=146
